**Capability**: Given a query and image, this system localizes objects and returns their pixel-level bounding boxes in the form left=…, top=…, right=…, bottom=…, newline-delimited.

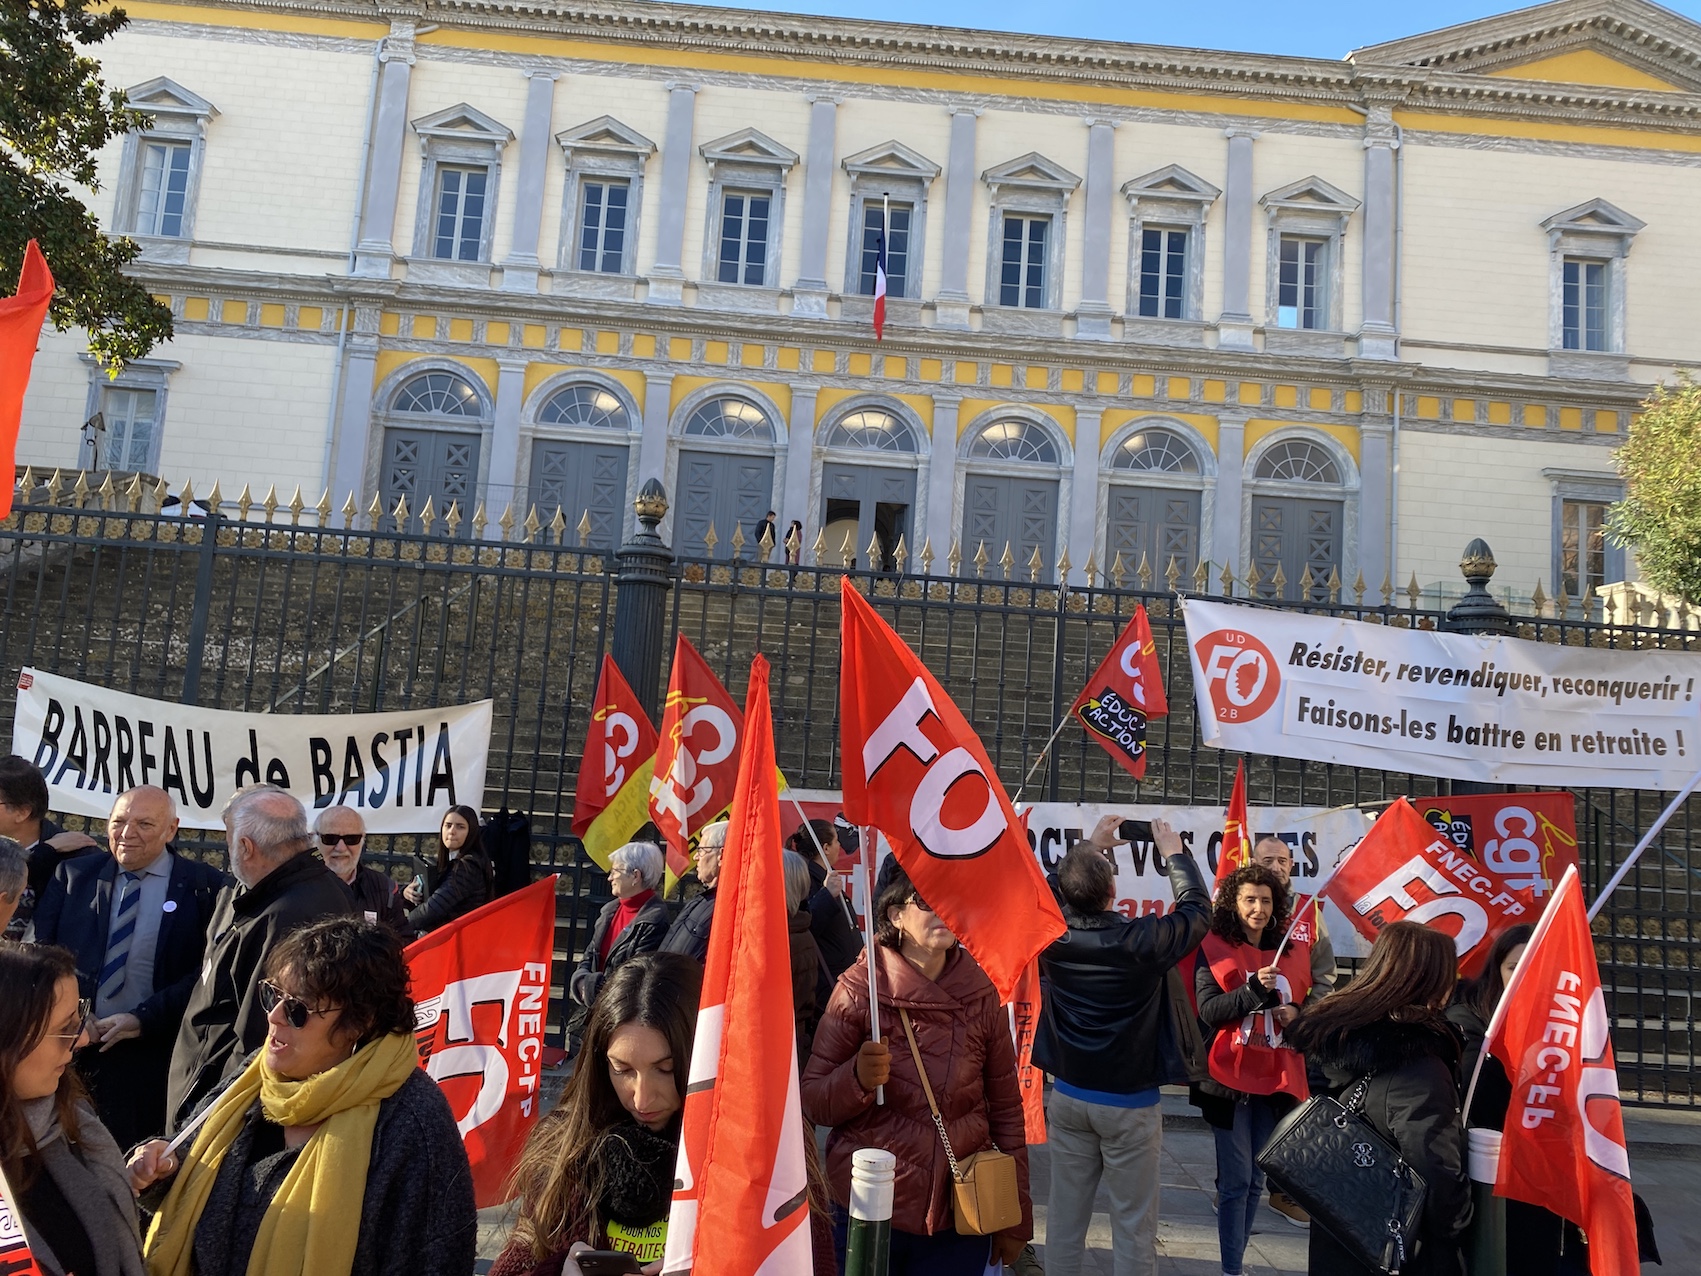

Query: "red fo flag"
left=1007, top=961, right=1047, bottom=1145
left=838, top=577, right=1063, bottom=1001
left=0, top=1165, right=45, bottom=1276
left=1069, top=604, right=1168, bottom=781
left=650, top=635, right=744, bottom=878
left=1214, top=760, right=1252, bottom=891
left=661, top=655, right=813, bottom=1276
left=0, top=241, right=54, bottom=521
left=1322, top=797, right=1534, bottom=978
left=1488, top=865, right=1638, bottom=1275
left=406, top=875, right=559, bottom=1208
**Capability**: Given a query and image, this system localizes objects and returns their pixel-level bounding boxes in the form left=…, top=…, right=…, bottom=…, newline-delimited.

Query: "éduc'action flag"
left=1487, top=865, right=1638, bottom=1276
left=406, top=875, right=559, bottom=1208
left=1214, top=759, right=1251, bottom=890
left=662, top=654, right=813, bottom=1276
left=838, top=577, right=1063, bottom=1001
left=0, top=241, right=54, bottom=521
left=0, top=1164, right=44, bottom=1276
left=650, top=635, right=745, bottom=879
left=572, top=655, right=660, bottom=868
left=1070, top=604, right=1168, bottom=781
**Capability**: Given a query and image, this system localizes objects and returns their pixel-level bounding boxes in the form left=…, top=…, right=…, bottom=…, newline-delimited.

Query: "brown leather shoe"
left=1268, top=1188, right=1310, bottom=1228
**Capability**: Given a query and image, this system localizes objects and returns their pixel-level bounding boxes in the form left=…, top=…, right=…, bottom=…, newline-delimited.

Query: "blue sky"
left=705, top=0, right=1701, bottom=59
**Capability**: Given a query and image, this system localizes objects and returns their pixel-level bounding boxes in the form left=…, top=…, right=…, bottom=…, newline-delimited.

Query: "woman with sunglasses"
left=134, top=916, right=477, bottom=1276
left=801, top=863, right=1032, bottom=1275
left=403, top=803, right=494, bottom=934
left=1, top=942, right=151, bottom=1276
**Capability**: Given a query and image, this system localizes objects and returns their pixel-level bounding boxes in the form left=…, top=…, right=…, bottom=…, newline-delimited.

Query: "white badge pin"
left=162, top=900, right=178, bottom=913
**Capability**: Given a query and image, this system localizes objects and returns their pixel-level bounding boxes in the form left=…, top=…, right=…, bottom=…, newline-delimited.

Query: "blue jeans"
left=829, top=1203, right=992, bottom=1276
left=1211, top=1094, right=1282, bottom=1275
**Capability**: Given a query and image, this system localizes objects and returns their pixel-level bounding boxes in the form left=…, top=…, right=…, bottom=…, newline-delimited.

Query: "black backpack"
left=481, top=808, right=533, bottom=897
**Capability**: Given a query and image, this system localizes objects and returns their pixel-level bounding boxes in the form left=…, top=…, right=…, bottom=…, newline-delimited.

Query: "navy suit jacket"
left=34, top=848, right=228, bottom=1046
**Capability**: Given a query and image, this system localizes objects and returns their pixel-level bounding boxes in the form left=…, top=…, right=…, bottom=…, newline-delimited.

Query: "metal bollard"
left=1464, top=1127, right=1506, bottom=1276
left=844, top=1147, right=895, bottom=1276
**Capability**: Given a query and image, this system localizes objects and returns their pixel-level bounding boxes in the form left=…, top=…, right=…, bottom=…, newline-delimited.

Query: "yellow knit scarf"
left=144, top=1031, right=421, bottom=1276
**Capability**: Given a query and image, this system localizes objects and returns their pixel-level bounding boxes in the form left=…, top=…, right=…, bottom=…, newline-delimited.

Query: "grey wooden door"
left=821, top=463, right=916, bottom=570
left=382, top=427, right=480, bottom=534
left=1251, top=496, right=1341, bottom=601
left=961, top=473, right=1058, bottom=580
left=677, top=449, right=775, bottom=559
left=1107, top=485, right=1200, bottom=581
left=529, top=439, right=629, bottom=550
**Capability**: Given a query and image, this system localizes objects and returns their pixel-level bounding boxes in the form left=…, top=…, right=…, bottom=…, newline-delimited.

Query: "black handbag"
left=1256, top=1075, right=1428, bottom=1275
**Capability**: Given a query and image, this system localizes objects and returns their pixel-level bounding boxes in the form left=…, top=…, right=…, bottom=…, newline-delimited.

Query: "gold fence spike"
left=444, top=500, right=462, bottom=535
left=1027, top=543, right=1045, bottom=583
left=1166, top=556, right=1181, bottom=593
left=810, top=528, right=826, bottom=564
left=730, top=523, right=747, bottom=555
left=97, top=473, right=116, bottom=510
left=1327, top=565, right=1342, bottom=604
left=1298, top=564, right=1313, bottom=598
left=947, top=539, right=962, bottom=577
left=264, top=485, right=280, bottom=521
left=1193, top=559, right=1210, bottom=594
left=1381, top=572, right=1394, bottom=606
left=865, top=529, right=882, bottom=566
left=1083, top=551, right=1098, bottom=589
left=1353, top=570, right=1367, bottom=605
left=1137, top=551, right=1153, bottom=590
left=152, top=477, right=168, bottom=510
left=998, top=541, right=1016, bottom=580
left=704, top=521, right=719, bottom=554
left=1219, top=562, right=1236, bottom=596
left=419, top=496, right=436, bottom=534
left=72, top=471, right=91, bottom=507
left=1531, top=579, right=1548, bottom=616
left=576, top=509, right=593, bottom=547
left=1270, top=561, right=1286, bottom=596
left=523, top=505, right=542, bottom=543
left=18, top=467, right=34, bottom=505
left=1603, top=590, right=1617, bottom=623
left=315, top=489, right=331, bottom=525
left=919, top=536, right=934, bottom=575
left=392, top=494, right=409, bottom=526
left=1110, top=551, right=1127, bottom=589
left=1554, top=583, right=1570, bottom=616
left=1407, top=572, right=1422, bottom=607
left=46, top=469, right=64, bottom=504
left=973, top=540, right=989, bottom=579
left=205, top=479, right=222, bottom=515
left=236, top=484, right=253, bottom=521
left=759, top=525, right=775, bottom=556
left=1246, top=561, right=1263, bottom=595
left=177, top=477, right=194, bottom=511
left=125, top=474, right=143, bottom=513
left=341, top=491, right=357, bottom=523
left=894, top=533, right=909, bottom=574
left=840, top=527, right=856, bottom=569
left=498, top=503, right=515, bottom=540
left=472, top=500, right=488, bottom=540
left=366, top=491, right=382, bottom=529
left=288, top=485, right=304, bottom=524
left=1057, top=546, right=1072, bottom=583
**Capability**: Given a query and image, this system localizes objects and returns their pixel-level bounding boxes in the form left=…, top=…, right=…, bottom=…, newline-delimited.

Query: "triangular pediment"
left=981, top=152, right=1081, bottom=193
left=555, top=115, right=655, bottom=156
left=698, top=128, right=799, bottom=170
left=1122, top=163, right=1220, bottom=204
left=841, top=140, right=941, bottom=182
left=1261, top=175, right=1360, bottom=213
left=1541, top=197, right=1646, bottom=235
left=125, top=76, right=218, bottom=119
left=411, top=103, right=513, bottom=144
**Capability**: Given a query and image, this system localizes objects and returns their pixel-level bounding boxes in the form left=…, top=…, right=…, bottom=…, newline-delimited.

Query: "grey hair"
left=697, top=820, right=730, bottom=851
left=223, top=784, right=310, bottom=860
left=610, top=841, right=665, bottom=890
left=313, top=804, right=366, bottom=834
left=781, top=850, right=812, bottom=915
left=0, top=836, right=23, bottom=898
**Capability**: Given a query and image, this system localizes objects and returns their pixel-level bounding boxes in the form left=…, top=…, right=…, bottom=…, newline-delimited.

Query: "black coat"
left=348, top=862, right=413, bottom=937
left=658, top=888, right=716, bottom=963
left=1032, top=849, right=1210, bottom=1094
left=804, top=857, right=861, bottom=979
left=33, top=847, right=227, bottom=1147
left=407, top=852, right=492, bottom=934
left=1306, top=1018, right=1472, bottom=1276
left=570, top=893, right=670, bottom=1008
left=166, top=852, right=355, bottom=1131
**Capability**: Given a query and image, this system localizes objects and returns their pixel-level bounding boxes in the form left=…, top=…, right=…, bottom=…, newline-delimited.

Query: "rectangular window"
left=717, top=190, right=771, bottom=286
left=999, top=214, right=1049, bottom=309
left=1560, top=500, right=1609, bottom=600
left=1276, top=235, right=1327, bottom=330
left=102, top=388, right=160, bottom=472
left=1138, top=227, right=1188, bottom=319
left=1562, top=258, right=1608, bottom=351
left=576, top=179, right=630, bottom=274
left=431, top=165, right=489, bottom=262
left=135, top=140, right=192, bottom=238
left=858, top=202, right=912, bottom=299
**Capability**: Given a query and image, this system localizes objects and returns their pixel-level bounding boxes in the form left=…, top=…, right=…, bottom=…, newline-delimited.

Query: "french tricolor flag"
left=872, top=218, right=888, bottom=341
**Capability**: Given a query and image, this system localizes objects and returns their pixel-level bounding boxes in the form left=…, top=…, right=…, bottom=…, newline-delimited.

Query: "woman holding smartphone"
left=403, top=804, right=493, bottom=934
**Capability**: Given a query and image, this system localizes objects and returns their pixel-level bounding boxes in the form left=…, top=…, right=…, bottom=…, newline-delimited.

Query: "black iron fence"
left=1, top=477, right=1695, bottom=1104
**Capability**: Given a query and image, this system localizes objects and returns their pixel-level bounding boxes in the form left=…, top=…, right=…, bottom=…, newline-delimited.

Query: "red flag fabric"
left=661, top=655, right=813, bottom=1276
left=650, top=635, right=745, bottom=878
left=0, top=241, right=55, bottom=521
left=1069, top=604, right=1169, bottom=781
left=406, top=875, right=559, bottom=1208
left=1322, top=797, right=1535, bottom=978
left=572, top=656, right=661, bottom=869
left=1214, top=760, right=1252, bottom=890
left=0, top=1165, right=45, bottom=1276
left=838, top=576, right=1064, bottom=1001
left=1008, top=961, right=1047, bottom=1145
left=1489, top=866, right=1638, bottom=1276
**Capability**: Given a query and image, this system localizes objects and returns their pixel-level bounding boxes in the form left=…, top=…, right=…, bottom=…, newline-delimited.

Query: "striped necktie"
left=98, top=870, right=144, bottom=1004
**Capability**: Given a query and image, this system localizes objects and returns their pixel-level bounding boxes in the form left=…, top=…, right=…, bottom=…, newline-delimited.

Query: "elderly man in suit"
left=33, top=785, right=227, bottom=1147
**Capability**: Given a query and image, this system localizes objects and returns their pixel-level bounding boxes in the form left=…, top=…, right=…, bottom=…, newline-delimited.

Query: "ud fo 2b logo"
left=1194, top=628, right=1281, bottom=723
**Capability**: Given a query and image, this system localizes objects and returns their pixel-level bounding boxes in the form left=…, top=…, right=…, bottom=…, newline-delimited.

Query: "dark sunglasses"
left=259, top=980, right=339, bottom=1029
left=907, top=896, right=936, bottom=914
left=319, top=833, right=363, bottom=847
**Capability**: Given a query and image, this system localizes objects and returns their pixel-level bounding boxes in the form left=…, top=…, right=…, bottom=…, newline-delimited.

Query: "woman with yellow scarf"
left=131, top=916, right=476, bottom=1276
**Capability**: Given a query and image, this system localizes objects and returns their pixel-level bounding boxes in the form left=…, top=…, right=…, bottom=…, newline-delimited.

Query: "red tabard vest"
left=1203, top=932, right=1312, bottom=1100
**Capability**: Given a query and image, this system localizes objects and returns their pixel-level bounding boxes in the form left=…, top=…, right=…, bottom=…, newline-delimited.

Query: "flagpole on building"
left=860, top=826, right=885, bottom=1105
left=1586, top=759, right=1701, bottom=921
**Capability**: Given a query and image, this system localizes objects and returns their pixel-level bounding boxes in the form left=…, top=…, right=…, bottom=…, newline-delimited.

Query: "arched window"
left=682, top=397, right=775, bottom=440
left=1109, top=428, right=1200, bottom=474
left=381, top=370, right=486, bottom=536
left=391, top=371, right=483, bottom=417
left=967, top=419, right=1059, bottom=464
left=822, top=409, right=919, bottom=453
left=1104, top=427, right=1203, bottom=580
left=538, top=383, right=629, bottom=430
left=1254, top=438, right=1340, bottom=484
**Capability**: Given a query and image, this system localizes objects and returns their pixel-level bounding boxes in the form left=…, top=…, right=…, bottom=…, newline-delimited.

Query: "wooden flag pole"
left=1011, top=710, right=1073, bottom=805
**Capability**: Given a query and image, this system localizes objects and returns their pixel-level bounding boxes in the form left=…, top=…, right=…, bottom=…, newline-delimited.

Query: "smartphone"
left=576, top=1253, right=643, bottom=1276
left=1119, top=818, right=1154, bottom=843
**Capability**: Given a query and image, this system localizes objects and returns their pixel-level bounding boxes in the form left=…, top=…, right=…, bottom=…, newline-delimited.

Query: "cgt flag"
left=1214, top=760, right=1251, bottom=891
left=0, top=241, right=54, bottom=523
left=662, top=655, right=813, bottom=1276
left=1070, top=605, right=1169, bottom=781
left=1488, top=865, right=1638, bottom=1276
left=839, top=577, right=1064, bottom=1001
left=650, top=635, right=745, bottom=880
left=0, top=1165, right=44, bottom=1276
left=573, top=655, right=660, bottom=869
left=407, top=876, right=558, bottom=1208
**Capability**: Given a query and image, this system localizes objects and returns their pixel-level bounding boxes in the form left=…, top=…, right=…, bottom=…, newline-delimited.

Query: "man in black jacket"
left=1033, top=815, right=1211, bottom=1276
left=0, top=753, right=100, bottom=940
left=34, top=785, right=227, bottom=1147
left=166, top=784, right=354, bottom=1131
left=315, top=804, right=411, bottom=936
left=659, top=819, right=725, bottom=963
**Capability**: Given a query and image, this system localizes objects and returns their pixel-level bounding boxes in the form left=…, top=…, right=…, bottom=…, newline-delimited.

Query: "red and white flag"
left=871, top=216, right=889, bottom=341
left=0, top=241, right=54, bottom=521
left=1321, top=797, right=1534, bottom=978
left=407, top=875, right=559, bottom=1208
left=650, top=635, right=745, bottom=879
left=0, top=1165, right=44, bottom=1276
left=1213, top=759, right=1252, bottom=890
left=838, top=577, right=1063, bottom=1001
left=572, top=655, right=660, bottom=867
left=1070, top=604, right=1168, bottom=782
left=1488, top=865, right=1638, bottom=1275
left=662, top=655, right=813, bottom=1276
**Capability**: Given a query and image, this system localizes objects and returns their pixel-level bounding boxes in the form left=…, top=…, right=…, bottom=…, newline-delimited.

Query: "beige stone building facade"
left=21, top=0, right=1701, bottom=606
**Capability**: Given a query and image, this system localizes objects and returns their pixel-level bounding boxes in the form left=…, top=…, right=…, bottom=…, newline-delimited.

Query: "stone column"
left=934, top=109, right=980, bottom=330
left=1076, top=120, right=1117, bottom=340
left=647, top=82, right=699, bottom=304
left=783, top=386, right=819, bottom=538
left=1216, top=127, right=1258, bottom=351
left=927, top=395, right=961, bottom=560
left=792, top=97, right=838, bottom=317
left=1358, top=107, right=1400, bottom=359
left=1210, top=411, right=1248, bottom=572
left=485, top=357, right=527, bottom=518
left=1068, top=406, right=1103, bottom=581
left=329, top=305, right=384, bottom=515
left=500, top=71, right=558, bottom=293
left=352, top=23, right=417, bottom=278
left=1358, top=412, right=1391, bottom=591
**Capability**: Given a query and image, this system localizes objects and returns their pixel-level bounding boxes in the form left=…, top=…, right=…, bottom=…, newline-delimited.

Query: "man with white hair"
left=0, top=836, right=26, bottom=936
left=316, top=803, right=411, bottom=935
left=658, top=820, right=726, bottom=964
left=166, top=783, right=355, bottom=1130
left=568, top=842, right=671, bottom=1030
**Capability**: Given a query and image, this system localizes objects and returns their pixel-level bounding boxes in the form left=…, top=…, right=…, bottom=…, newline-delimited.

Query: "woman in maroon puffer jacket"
left=801, top=863, right=1032, bottom=1274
